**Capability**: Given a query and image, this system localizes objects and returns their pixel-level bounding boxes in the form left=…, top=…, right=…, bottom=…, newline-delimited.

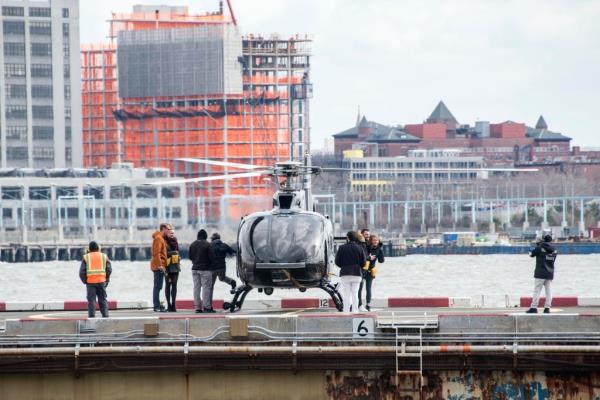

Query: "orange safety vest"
left=84, top=252, right=107, bottom=284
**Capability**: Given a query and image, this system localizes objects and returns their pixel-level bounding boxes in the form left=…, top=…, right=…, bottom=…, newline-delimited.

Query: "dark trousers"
left=153, top=270, right=164, bottom=309
left=165, top=272, right=179, bottom=310
left=358, top=274, right=374, bottom=307
left=86, top=283, right=108, bottom=318
left=212, top=268, right=235, bottom=287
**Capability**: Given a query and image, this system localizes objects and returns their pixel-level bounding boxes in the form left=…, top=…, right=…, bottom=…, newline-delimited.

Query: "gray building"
left=0, top=0, right=81, bottom=168
left=344, top=150, right=486, bottom=192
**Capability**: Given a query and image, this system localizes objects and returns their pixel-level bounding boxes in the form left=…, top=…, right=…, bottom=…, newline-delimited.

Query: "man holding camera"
left=526, top=235, right=557, bottom=314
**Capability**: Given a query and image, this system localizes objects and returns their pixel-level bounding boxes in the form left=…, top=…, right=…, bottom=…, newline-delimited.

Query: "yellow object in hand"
left=370, top=266, right=377, bottom=278
left=363, top=262, right=370, bottom=270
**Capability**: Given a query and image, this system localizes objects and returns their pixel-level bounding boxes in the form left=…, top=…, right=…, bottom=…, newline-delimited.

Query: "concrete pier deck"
left=3, top=307, right=600, bottom=399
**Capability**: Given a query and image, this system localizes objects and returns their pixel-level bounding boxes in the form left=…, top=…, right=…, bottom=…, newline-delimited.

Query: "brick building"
left=332, top=101, right=572, bottom=167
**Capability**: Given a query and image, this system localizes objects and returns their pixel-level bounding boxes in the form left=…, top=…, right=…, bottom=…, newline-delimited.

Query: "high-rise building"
left=81, top=5, right=312, bottom=215
left=0, top=0, right=81, bottom=168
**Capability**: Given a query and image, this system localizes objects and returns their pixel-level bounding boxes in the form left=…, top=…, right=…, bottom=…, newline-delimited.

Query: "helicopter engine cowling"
left=236, top=210, right=334, bottom=289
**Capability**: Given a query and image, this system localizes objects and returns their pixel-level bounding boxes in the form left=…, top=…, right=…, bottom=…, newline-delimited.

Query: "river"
left=2, top=254, right=598, bottom=303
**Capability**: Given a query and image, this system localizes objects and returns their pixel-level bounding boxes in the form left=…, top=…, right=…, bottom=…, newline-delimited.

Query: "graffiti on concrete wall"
left=326, top=371, right=600, bottom=400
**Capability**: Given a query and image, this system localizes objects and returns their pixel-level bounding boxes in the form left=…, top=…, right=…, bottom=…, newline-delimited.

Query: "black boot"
left=526, top=307, right=537, bottom=314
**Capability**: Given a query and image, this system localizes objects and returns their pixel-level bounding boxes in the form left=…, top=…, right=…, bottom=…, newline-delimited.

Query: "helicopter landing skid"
left=321, top=282, right=344, bottom=312
left=223, top=284, right=253, bottom=313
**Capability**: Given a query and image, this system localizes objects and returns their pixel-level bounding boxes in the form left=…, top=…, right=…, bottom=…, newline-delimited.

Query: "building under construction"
left=81, top=3, right=312, bottom=217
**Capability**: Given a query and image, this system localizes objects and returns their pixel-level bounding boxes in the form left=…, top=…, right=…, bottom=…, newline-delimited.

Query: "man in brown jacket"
left=151, top=223, right=169, bottom=312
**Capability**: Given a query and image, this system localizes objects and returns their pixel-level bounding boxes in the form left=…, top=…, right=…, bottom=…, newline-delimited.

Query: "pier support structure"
left=489, top=202, right=495, bottom=234
left=541, top=199, right=549, bottom=230
left=579, top=198, right=586, bottom=235
left=403, top=202, right=409, bottom=234
left=470, top=201, right=477, bottom=232
left=505, top=200, right=511, bottom=229
left=420, top=202, right=426, bottom=234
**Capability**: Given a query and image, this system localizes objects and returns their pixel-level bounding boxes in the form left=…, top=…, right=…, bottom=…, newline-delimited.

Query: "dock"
left=2, top=306, right=600, bottom=399
left=0, top=240, right=410, bottom=263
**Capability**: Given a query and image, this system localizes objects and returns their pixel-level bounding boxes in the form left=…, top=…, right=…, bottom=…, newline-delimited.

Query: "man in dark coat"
left=210, top=232, right=237, bottom=290
left=526, top=235, right=557, bottom=314
left=189, top=229, right=216, bottom=313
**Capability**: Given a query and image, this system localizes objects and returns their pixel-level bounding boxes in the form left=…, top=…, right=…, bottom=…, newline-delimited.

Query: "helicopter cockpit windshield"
left=240, top=213, right=324, bottom=265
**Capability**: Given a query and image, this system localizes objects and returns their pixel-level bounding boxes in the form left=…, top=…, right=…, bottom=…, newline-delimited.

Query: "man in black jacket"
left=335, top=231, right=367, bottom=313
left=526, top=235, right=557, bottom=314
left=189, top=229, right=216, bottom=313
left=210, top=232, right=237, bottom=291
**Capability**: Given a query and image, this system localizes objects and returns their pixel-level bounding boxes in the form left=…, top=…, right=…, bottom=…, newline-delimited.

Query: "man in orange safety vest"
left=79, top=241, right=112, bottom=318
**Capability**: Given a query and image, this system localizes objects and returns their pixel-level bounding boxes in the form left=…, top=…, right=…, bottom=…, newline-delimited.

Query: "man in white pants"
left=335, top=231, right=367, bottom=313
left=526, top=235, right=557, bottom=314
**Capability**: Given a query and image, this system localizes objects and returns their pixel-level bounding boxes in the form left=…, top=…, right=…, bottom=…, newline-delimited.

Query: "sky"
left=80, top=0, right=600, bottom=150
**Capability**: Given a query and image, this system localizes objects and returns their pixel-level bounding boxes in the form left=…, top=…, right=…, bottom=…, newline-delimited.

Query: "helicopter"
left=147, top=154, right=345, bottom=311
left=148, top=155, right=538, bottom=312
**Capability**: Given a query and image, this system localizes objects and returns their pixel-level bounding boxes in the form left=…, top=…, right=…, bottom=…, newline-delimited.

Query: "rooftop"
left=426, top=100, right=459, bottom=126
left=333, top=117, right=420, bottom=143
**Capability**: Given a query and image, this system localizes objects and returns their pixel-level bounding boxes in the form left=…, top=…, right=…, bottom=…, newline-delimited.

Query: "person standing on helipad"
left=150, top=223, right=169, bottom=312
left=526, top=235, right=557, bottom=314
left=79, top=241, right=112, bottom=318
left=335, top=231, right=367, bottom=313
left=189, top=229, right=217, bottom=313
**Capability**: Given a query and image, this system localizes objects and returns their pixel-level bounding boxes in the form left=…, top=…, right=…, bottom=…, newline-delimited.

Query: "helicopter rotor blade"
left=319, top=167, right=539, bottom=173
left=143, top=170, right=271, bottom=186
left=175, top=158, right=262, bottom=170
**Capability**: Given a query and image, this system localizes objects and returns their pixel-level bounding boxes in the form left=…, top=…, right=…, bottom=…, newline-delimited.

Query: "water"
left=2, top=255, right=598, bottom=303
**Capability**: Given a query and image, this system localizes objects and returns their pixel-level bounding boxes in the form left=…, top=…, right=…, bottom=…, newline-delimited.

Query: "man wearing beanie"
left=79, top=241, right=112, bottom=318
left=210, top=232, right=237, bottom=291
left=189, top=229, right=216, bottom=312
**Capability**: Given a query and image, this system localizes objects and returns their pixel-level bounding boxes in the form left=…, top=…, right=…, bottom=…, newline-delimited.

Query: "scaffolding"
left=81, top=43, right=118, bottom=168
left=81, top=5, right=312, bottom=216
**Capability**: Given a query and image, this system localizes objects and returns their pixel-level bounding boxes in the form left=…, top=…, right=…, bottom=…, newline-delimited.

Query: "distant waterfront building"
left=342, top=149, right=485, bottom=192
left=0, top=0, right=81, bottom=168
left=332, top=101, right=572, bottom=167
left=0, top=163, right=188, bottom=232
